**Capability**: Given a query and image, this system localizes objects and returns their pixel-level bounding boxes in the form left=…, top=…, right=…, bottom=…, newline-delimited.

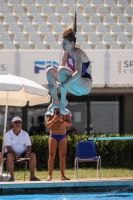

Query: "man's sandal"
left=61, top=176, right=70, bottom=180
left=8, top=177, right=15, bottom=182
left=30, top=176, right=41, bottom=181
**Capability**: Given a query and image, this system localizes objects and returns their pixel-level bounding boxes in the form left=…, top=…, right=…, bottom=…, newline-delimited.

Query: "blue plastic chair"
left=75, top=141, right=101, bottom=179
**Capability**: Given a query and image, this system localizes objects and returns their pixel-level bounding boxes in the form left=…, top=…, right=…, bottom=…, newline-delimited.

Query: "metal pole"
left=22, top=105, right=27, bottom=132
left=87, top=95, right=90, bottom=135
left=1, top=91, right=9, bottom=168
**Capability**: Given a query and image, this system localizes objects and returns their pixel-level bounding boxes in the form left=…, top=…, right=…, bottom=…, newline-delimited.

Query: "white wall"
left=91, top=102, right=119, bottom=134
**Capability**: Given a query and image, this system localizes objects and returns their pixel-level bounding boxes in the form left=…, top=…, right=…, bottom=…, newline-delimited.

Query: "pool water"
left=1, top=193, right=133, bottom=200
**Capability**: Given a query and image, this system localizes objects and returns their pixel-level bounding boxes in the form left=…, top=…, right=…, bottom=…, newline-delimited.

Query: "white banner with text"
left=0, top=51, right=16, bottom=75
left=0, top=50, right=133, bottom=87
left=108, top=50, right=133, bottom=86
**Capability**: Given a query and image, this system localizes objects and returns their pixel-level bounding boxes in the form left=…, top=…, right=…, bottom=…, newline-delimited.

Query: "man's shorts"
left=3, top=151, right=28, bottom=160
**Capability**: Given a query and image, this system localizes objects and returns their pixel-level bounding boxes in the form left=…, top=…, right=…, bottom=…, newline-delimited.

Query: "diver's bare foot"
left=47, top=101, right=59, bottom=111
left=60, top=100, right=68, bottom=114
left=46, top=176, right=52, bottom=181
left=60, top=102, right=66, bottom=114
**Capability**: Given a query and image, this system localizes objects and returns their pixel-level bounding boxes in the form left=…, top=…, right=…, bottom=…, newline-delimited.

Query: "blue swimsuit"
left=50, top=134, right=66, bottom=142
left=66, top=54, right=92, bottom=81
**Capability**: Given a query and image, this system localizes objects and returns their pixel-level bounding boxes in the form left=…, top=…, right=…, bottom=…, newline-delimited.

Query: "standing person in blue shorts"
left=46, top=13, right=92, bottom=114
left=45, top=108, right=72, bottom=181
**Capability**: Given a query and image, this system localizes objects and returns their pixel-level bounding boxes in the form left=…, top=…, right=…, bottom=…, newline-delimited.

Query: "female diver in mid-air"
left=46, top=13, right=92, bottom=114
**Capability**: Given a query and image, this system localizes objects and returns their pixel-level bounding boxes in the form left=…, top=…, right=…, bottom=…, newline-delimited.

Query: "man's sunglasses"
left=13, top=121, right=22, bottom=124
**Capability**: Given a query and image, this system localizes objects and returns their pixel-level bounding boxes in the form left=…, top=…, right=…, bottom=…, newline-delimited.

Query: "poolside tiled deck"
left=0, top=177, right=133, bottom=194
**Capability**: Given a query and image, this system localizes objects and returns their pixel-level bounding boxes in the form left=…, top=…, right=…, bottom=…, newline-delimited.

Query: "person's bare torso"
left=49, top=115, right=67, bottom=134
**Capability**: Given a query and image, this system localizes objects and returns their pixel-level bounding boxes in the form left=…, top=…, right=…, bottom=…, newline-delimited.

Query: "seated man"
left=4, top=116, right=40, bottom=182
